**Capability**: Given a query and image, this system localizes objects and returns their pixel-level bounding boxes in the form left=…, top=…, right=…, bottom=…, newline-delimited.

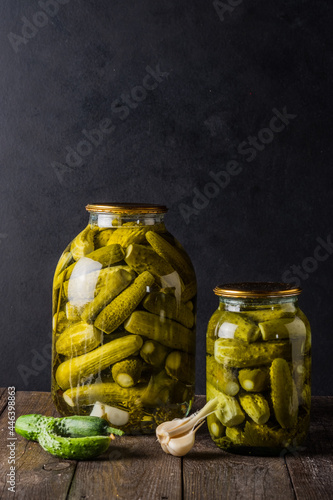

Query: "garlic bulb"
left=156, top=398, right=219, bottom=456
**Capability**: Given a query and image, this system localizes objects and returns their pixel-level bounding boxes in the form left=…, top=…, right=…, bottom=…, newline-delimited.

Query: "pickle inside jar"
left=52, top=221, right=197, bottom=434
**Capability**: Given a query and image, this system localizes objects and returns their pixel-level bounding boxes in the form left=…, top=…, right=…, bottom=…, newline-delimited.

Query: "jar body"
left=52, top=210, right=196, bottom=434
left=206, top=297, right=311, bottom=455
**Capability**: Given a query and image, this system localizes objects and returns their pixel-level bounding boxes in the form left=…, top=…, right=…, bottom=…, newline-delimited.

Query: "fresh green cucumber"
left=54, top=415, right=124, bottom=438
left=15, top=414, right=49, bottom=441
left=38, top=420, right=112, bottom=460
left=16, top=414, right=124, bottom=460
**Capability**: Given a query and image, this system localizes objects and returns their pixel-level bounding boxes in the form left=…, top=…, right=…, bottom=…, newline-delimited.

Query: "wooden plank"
left=0, top=388, right=8, bottom=416
left=0, top=391, right=76, bottom=500
left=285, top=397, right=333, bottom=500
left=67, top=433, right=182, bottom=500
left=183, top=396, right=295, bottom=500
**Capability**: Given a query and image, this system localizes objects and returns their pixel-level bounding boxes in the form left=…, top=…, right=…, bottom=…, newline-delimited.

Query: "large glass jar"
left=206, top=282, right=311, bottom=456
left=52, top=203, right=196, bottom=434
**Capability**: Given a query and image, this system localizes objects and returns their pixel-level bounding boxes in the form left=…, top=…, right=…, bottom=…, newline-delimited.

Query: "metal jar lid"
left=213, top=282, right=302, bottom=298
left=86, top=203, right=168, bottom=214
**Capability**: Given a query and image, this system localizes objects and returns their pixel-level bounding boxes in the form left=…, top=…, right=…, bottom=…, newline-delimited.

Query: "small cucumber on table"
left=38, top=422, right=112, bottom=460
left=15, top=414, right=124, bottom=460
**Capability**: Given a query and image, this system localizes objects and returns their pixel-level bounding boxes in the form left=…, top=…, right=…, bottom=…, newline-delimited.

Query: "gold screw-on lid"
left=213, top=282, right=302, bottom=298
left=85, top=203, right=168, bottom=214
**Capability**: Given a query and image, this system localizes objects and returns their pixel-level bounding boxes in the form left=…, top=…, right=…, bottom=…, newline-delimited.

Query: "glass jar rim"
left=213, top=282, right=302, bottom=298
left=86, top=203, right=168, bottom=214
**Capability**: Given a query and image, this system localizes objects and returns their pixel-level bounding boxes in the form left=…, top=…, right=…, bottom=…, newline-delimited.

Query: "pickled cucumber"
left=220, top=312, right=261, bottom=343
left=214, top=338, right=291, bottom=368
left=239, top=393, right=270, bottom=425
left=107, top=222, right=166, bottom=247
left=225, top=426, right=245, bottom=445
left=206, top=309, right=222, bottom=355
left=63, top=382, right=145, bottom=408
left=140, top=370, right=174, bottom=406
left=206, top=383, right=245, bottom=427
left=96, top=265, right=136, bottom=287
left=94, top=228, right=114, bottom=249
left=206, top=338, right=215, bottom=356
left=83, top=244, right=125, bottom=267
left=258, top=317, right=306, bottom=341
left=125, top=244, right=175, bottom=282
left=140, top=340, right=169, bottom=368
left=146, top=231, right=194, bottom=283
left=240, top=303, right=296, bottom=323
left=238, top=367, right=269, bottom=392
left=206, top=356, right=239, bottom=396
left=94, top=271, right=154, bottom=334
left=55, top=244, right=125, bottom=287
left=226, top=422, right=302, bottom=449
left=141, top=370, right=189, bottom=407
left=56, top=322, right=102, bottom=357
left=53, top=310, right=68, bottom=334
left=81, top=269, right=133, bottom=323
left=270, top=358, right=298, bottom=428
left=54, top=251, right=73, bottom=279
left=71, top=225, right=96, bottom=261
left=111, top=357, right=143, bottom=388
left=65, top=302, right=83, bottom=321
left=56, top=334, right=143, bottom=390
left=62, top=271, right=100, bottom=302
left=243, top=421, right=293, bottom=448
left=297, top=308, right=312, bottom=352
left=207, top=413, right=225, bottom=439
left=206, top=308, right=223, bottom=340
left=143, top=291, right=194, bottom=328
left=165, top=351, right=195, bottom=384
left=293, top=360, right=309, bottom=401
left=63, top=265, right=135, bottom=303
left=124, top=310, right=195, bottom=354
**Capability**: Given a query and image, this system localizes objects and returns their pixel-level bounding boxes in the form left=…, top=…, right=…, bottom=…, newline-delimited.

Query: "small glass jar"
left=206, top=282, right=311, bottom=456
left=52, top=203, right=196, bottom=434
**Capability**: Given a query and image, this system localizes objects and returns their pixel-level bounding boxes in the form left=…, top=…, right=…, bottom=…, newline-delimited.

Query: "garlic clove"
left=90, top=401, right=129, bottom=426
left=156, top=417, right=192, bottom=443
left=90, top=401, right=106, bottom=419
left=166, top=432, right=196, bottom=457
left=156, top=416, right=192, bottom=432
left=160, top=443, right=171, bottom=454
left=156, top=418, right=183, bottom=435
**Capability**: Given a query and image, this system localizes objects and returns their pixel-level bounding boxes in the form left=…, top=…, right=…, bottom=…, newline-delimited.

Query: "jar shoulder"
left=206, top=303, right=311, bottom=340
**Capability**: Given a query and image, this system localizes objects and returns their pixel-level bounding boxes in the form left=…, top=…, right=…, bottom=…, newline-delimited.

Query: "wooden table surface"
left=0, top=389, right=332, bottom=500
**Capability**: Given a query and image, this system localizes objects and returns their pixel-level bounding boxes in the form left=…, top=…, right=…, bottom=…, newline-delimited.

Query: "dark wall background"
left=1, top=0, right=332, bottom=395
